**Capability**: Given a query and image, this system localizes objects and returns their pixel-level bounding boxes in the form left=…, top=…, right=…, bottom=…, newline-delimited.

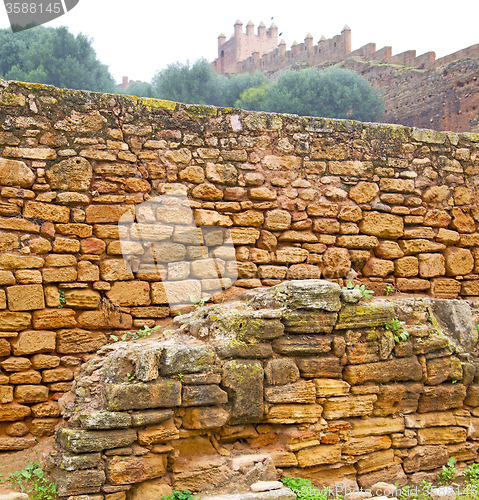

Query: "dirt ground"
left=0, top=436, right=57, bottom=495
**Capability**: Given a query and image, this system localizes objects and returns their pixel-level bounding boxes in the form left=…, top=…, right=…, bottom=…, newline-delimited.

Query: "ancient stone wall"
left=47, top=281, right=479, bottom=497
left=1, top=81, right=479, bottom=449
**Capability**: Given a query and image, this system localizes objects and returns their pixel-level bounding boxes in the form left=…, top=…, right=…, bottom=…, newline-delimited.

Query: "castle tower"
left=258, top=21, right=266, bottom=37
left=305, top=33, right=313, bottom=57
left=342, top=24, right=352, bottom=55
left=246, top=20, right=254, bottom=35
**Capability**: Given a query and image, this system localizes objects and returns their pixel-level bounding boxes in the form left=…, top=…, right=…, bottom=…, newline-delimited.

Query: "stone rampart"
left=46, top=281, right=479, bottom=497
left=1, top=81, right=479, bottom=448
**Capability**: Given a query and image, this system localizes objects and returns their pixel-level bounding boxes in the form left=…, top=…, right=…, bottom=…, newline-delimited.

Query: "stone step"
left=199, top=487, right=295, bottom=500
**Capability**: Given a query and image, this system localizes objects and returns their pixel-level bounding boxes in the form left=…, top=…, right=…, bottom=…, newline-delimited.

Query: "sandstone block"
left=191, top=183, right=223, bottom=201
left=399, top=239, right=446, bottom=254
left=445, top=247, right=474, bottom=276
left=100, top=259, right=134, bottom=281
left=322, top=395, right=376, bottom=419
left=106, top=454, right=167, bottom=485
left=24, top=201, right=69, bottom=223
left=417, top=426, right=467, bottom=445
left=418, top=253, right=445, bottom=278
left=418, top=384, right=466, bottom=412
left=5, top=284, right=44, bottom=311
left=0, top=357, right=31, bottom=371
left=343, top=357, right=423, bottom=385
left=0, top=403, right=31, bottom=422
left=430, top=278, right=461, bottom=298
left=77, top=311, right=132, bottom=330
left=0, top=437, right=36, bottom=451
left=182, top=406, right=230, bottom=429
left=396, top=278, right=431, bottom=292
left=106, top=282, right=150, bottom=307
left=424, top=209, right=452, bottom=228
left=222, top=360, right=263, bottom=423
left=14, top=384, right=48, bottom=403
left=42, top=266, right=77, bottom=282
left=64, top=289, right=101, bottom=309
left=394, top=256, right=419, bottom=277
left=296, top=445, right=341, bottom=468
left=272, top=336, right=331, bottom=356
left=0, top=158, right=35, bottom=187
left=336, top=301, right=395, bottom=330
left=105, top=379, right=181, bottom=411
left=296, top=356, right=342, bottom=378
left=33, top=309, right=76, bottom=329
left=0, top=311, right=31, bottom=331
left=181, top=385, right=228, bottom=407
left=337, top=235, right=378, bottom=249
left=342, top=435, right=391, bottom=455
left=263, top=210, right=291, bottom=231
left=12, top=330, right=56, bottom=355
left=265, top=403, right=323, bottom=424
left=379, top=178, right=415, bottom=194
left=265, top=381, right=316, bottom=404
left=263, top=155, right=301, bottom=171
left=151, top=280, right=201, bottom=305
left=31, top=400, right=61, bottom=417
left=363, top=258, right=394, bottom=277
left=0, top=254, right=43, bottom=269
left=282, top=311, right=337, bottom=334
left=42, top=367, right=74, bottom=383
left=355, top=449, right=395, bottom=475
left=314, top=379, right=350, bottom=397
left=402, top=445, right=448, bottom=473
left=46, top=157, right=92, bottom=191
left=58, top=428, right=137, bottom=454
left=359, top=212, right=403, bottom=239
left=264, top=359, right=300, bottom=386
left=350, top=417, right=404, bottom=437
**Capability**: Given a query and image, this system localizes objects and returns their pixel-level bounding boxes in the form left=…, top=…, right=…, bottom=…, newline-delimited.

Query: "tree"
left=235, top=67, right=384, bottom=122
left=151, top=58, right=269, bottom=107
left=151, top=58, right=226, bottom=106
left=116, top=81, right=155, bottom=98
left=0, top=25, right=115, bottom=92
left=234, top=82, right=268, bottom=111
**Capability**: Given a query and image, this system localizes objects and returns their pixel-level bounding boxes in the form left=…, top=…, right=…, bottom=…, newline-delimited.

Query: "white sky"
left=1, top=0, right=478, bottom=85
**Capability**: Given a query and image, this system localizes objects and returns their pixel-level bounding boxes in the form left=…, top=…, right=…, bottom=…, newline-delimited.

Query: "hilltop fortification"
left=213, top=21, right=479, bottom=133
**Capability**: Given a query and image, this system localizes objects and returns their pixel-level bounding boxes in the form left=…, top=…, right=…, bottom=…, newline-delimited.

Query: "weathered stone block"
left=322, top=395, right=377, bottom=419
left=53, top=469, right=106, bottom=496
left=14, top=384, right=49, bottom=403
left=106, top=454, right=167, bottom=485
left=342, top=436, right=391, bottom=455
left=343, top=357, right=423, bottom=385
left=24, top=201, right=69, bottom=223
left=77, top=310, right=132, bottom=330
left=64, top=290, right=101, bottom=309
left=296, top=356, right=343, bottom=378
left=161, top=345, right=215, bottom=375
left=0, top=311, right=31, bottom=331
left=265, top=381, right=316, bottom=404
left=282, top=311, right=337, bottom=334
left=418, top=384, right=466, bottom=412
left=105, top=379, right=181, bottom=411
left=265, top=403, right=323, bottom=424
left=60, top=452, right=102, bottom=471
left=58, top=428, right=137, bottom=453
left=296, top=445, right=341, bottom=468
left=264, top=359, right=300, bottom=386
left=56, top=329, right=107, bottom=353
left=359, top=212, right=403, bottom=239
left=0, top=404, right=31, bottom=422
left=350, top=416, right=404, bottom=437
left=33, top=309, right=77, bottom=329
left=417, top=426, right=467, bottom=445
left=314, top=379, right=350, bottom=397
left=12, top=329, right=56, bottom=355
left=403, top=445, right=448, bottom=473
left=181, top=385, right=228, bottom=407
left=182, top=406, right=230, bottom=429
left=336, top=301, right=395, bottom=330
left=272, top=336, right=331, bottom=356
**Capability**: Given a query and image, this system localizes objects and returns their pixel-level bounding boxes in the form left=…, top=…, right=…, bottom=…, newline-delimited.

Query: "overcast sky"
left=1, top=0, right=478, bottom=85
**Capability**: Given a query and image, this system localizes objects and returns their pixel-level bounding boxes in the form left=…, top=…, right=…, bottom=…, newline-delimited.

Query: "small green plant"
left=1, top=461, right=57, bottom=500
left=385, top=316, right=409, bottom=343
left=126, top=372, right=135, bottom=381
left=161, top=490, right=196, bottom=500
left=464, top=462, right=479, bottom=491
left=385, top=284, right=395, bottom=296
left=439, top=456, right=457, bottom=485
left=396, top=481, right=433, bottom=500
left=476, top=324, right=479, bottom=333
left=452, top=379, right=458, bottom=384
left=342, top=279, right=374, bottom=300
left=110, top=324, right=160, bottom=343
left=280, top=476, right=328, bottom=500
left=177, top=373, right=184, bottom=383
left=58, top=290, right=65, bottom=308
left=189, top=294, right=210, bottom=308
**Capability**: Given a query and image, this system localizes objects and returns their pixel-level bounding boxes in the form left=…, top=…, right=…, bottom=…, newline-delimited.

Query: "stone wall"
left=47, top=281, right=479, bottom=498
left=1, top=81, right=479, bottom=447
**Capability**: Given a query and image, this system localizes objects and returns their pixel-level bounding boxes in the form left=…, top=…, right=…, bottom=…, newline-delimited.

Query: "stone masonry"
left=47, top=280, right=479, bottom=498
left=0, top=81, right=479, bottom=449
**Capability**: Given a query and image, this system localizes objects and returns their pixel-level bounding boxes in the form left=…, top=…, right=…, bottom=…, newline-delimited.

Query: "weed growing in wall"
left=0, top=461, right=57, bottom=500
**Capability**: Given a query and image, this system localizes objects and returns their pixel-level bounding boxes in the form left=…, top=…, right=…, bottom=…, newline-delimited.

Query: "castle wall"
left=1, top=82, right=479, bottom=452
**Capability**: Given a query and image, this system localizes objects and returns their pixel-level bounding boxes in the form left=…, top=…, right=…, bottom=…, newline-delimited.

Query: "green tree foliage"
left=151, top=58, right=269, bottom=107
left=0, top=25, right=115, bottom=92
left=116, top=81, right=155, bottom=98
left=236, top=67, right=384, bottom=122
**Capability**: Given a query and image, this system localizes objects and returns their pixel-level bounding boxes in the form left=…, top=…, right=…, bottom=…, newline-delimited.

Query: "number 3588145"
left=5, top=3, right=62, bottom=14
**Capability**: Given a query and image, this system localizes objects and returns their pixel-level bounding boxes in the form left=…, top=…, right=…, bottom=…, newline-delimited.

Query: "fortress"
left=213, top=21, right=479, bottom=133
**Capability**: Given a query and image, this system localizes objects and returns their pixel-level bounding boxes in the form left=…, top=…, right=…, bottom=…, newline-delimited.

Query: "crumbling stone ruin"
left=0, top=81, right=479, bottom=496
left=48, top=280, right=479, bottom=497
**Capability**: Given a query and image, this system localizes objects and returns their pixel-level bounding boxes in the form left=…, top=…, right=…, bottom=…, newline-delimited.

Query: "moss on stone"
left=139, top=97, right=176, bottom=110
left=183, top=104, right=217, bottom=118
